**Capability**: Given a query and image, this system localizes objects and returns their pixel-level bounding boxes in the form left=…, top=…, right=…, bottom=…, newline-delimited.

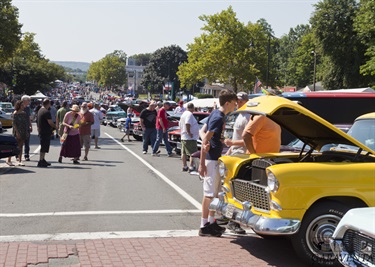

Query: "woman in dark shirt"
left=11, top=100, right=29, bottom=166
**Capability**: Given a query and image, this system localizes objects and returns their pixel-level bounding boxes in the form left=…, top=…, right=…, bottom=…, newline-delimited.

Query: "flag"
left=253, top=77, right=262, bottom=93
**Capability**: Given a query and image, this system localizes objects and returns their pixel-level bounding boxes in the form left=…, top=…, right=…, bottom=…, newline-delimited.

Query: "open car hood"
left=237, top=95, right=375, bottom=154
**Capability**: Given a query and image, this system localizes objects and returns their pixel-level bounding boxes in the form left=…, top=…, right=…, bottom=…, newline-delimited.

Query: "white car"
left=330, top=207, right=375, bottom=267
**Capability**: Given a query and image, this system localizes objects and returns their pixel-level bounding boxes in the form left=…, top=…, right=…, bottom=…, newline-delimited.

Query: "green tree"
left=130, top=53, right=152, bottom=66
left=0, top=0, right=22, bottom=63
left=87, top=50, right=127, bottom=89
left=178, top=7, right=267, bottom=93
left=141, top=45, right=187, bottom=99
left=310, top=0, right=368, bottom=89
left=4, top=33, right=66, bottom=95
left=354, top=0, right=375, bottom=79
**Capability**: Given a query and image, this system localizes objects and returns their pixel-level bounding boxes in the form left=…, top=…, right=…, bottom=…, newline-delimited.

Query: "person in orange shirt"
left=242, top=115, right=281, bottom=154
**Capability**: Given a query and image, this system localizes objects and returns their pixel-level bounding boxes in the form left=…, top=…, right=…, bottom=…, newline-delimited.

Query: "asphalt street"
left=0, top=123, right=307, bottom=266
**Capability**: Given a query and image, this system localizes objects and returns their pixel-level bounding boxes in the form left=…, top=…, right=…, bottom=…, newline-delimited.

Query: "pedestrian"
left=198, top=89, right=237, bottom=237
left=242, top=112, right=281, bottom=154
left=155, top=101, right=163, bottom=111
left=56, top=101, right=70, bottom=138
left=90, top=103, right=104, bottom=149
left=58, top=104, right=82, bottom=164
left=179, top=103, right=199, bottom=172
left=9, top=100, right=29, bottom=166
left=126, top=106, right=134, bottom=117
left=21, top=95, right=33, bottom=161
left=36, top=99, right=56, bottom=167
left=174, top=100, right=186, bottom=114
left=139, top=100, right=157, bottom=154
left=222, top=91, right=250, bottom=235
left=121, top=113, right=133, bottom=142
left=152, top=101, right=173, bottom=157
left=79, top=102, right=94, bottom=161
left=49, top=101, right=57, bottom=139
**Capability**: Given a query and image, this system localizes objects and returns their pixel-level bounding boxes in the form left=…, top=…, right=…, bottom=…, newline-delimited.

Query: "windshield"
left=347, top=119, right=375, bottom=151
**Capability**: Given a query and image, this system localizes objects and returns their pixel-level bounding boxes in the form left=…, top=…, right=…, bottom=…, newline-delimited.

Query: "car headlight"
left=267, top=170, right=279, bottom=193
left=218, top=160, right=227, bottom=179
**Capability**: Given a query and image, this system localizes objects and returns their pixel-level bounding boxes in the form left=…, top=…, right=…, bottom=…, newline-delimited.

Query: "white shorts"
left=202, top=160, right=221, bottom=198
left=92, top=128, right=100, bottom=138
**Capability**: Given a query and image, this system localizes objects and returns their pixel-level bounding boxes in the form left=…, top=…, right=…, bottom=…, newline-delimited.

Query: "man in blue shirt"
left=198, top=89, right=238, bottom=237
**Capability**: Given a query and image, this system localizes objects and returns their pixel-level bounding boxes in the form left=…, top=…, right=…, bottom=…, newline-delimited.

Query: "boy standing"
left=121, top=113, right=133, bottom=142
left=198, top=89, right=238, bottom=237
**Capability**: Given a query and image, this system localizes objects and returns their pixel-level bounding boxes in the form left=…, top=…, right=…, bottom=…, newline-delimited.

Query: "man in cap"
left=37, top=99, right=56, bottom=167
left=151, top=101, right=173, bottom=157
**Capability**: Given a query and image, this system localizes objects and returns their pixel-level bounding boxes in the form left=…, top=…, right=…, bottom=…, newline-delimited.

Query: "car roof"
left=238, top=95, right=375, bottom=154
left=355, top=112, right=375, bottom=121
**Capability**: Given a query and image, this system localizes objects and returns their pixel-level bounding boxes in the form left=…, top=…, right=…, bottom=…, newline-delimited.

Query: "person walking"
left=139, top=101, right=157, bottom=154
left=121, top=113, right=133, bottom=142
left=179, top=103, right=199, bottom=172
left=36, top=99, right=56, bottom=167
left=10, top=100, right=29, bottom=166
left=90, top=103, right=103, bottom=149
left=79, top=102, right=94, bottom=161
left=152, top=101, right=173, bottom=157
left=21, top=95, right=33, bottom=161
left=58, top=104, right=82, bottom=164
left=222, top=91, right=250, bottom=235
left=56, top=101, right=70, bottom=138
left=198, top=89, right=238, bottom=237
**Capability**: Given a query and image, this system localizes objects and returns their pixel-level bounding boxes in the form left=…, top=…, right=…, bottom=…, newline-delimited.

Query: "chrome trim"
left=209, top=194, right=300, bottom=235
left=329, top=239, right=365, bottom=267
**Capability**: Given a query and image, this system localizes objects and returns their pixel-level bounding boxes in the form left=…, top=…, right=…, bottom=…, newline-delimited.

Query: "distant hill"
left=52, top=61, right=91, bottom=72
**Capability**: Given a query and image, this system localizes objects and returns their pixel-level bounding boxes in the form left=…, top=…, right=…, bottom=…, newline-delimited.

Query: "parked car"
left=209, top=96, right=375, bottom=267
left=330, top=207, right=375, bottom=267
left=168, top=113, right=210, bottom=154
left=0, top=134, right=19, bottom=159
left=132, top=112, right=180, bottom=142
left=0, top=109, right=13, bottom=128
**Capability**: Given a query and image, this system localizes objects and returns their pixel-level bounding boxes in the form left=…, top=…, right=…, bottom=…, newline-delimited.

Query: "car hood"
left=237, top=95, right=375, bottom=154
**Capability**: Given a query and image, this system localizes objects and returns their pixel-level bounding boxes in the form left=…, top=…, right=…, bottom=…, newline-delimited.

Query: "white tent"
left=184, top=98, right=220, bottom=109
left=30, top=90, right=47, bottom=99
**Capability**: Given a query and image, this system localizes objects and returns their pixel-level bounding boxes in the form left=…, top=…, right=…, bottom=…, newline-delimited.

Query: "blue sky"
left=13, top=0, right=320, bottom=63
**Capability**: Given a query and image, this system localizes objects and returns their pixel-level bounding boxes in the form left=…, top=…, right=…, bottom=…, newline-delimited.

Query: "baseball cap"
left=237, top=92, right=249, bottom=101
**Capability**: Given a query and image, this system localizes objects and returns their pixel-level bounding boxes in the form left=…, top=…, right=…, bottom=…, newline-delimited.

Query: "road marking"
left=105, top=133, right=202, bottom=210
left=0, top=230, right=199, bottom=242
left=0, top=209, right=200, bottom=217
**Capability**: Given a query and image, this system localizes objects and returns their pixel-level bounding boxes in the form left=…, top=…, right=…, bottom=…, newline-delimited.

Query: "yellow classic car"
left=209, top=95, right=375, bottom=267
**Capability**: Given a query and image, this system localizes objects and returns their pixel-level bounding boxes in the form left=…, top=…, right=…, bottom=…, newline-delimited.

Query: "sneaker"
left=143, top=151, right=147, bottom=154
left=168, top=152, right=174, bottom=157
left=95, top=146, right=101, bottom=149
left=121, top=138, right=124, bottom=142
left=211, top=221, right=226, bottom=234
left=199, top=222, right=223, bottom=237
left=156, top=150, right=161, bottom=154
left=182, top=166, right=188, bottom=172
left=227, top=222, right=246, bottom=234
left=42, top=159, right=51, bottom=166
left=188, top=166, right=195, bottom=173
left=151, top=153, right=160, bottom=157
left=17, top=162, right=25, bottom=166
left=37, top=160, right=48, bottom=167
left=25, top=156, right=30, bottom=161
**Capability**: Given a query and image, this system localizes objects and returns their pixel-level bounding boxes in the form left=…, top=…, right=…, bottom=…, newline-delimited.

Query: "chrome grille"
left=231, top=179, right=270, bottom=211
left=343, top=230, right=374, bottom=265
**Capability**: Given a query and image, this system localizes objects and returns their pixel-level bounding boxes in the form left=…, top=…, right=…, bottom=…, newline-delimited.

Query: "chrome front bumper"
left=209, top=192, right=301, bottom=235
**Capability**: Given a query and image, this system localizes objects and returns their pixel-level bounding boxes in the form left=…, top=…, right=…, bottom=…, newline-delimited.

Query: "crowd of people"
left=6, top=88, right=282, bottom=238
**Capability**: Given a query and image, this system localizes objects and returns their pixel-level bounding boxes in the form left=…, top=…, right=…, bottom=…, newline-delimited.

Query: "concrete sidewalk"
left=0, top=234, right=306, bottom=267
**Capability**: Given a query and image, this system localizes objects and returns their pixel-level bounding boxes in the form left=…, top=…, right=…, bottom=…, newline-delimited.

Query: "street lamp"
left=311, top=51, right=317, bottom=91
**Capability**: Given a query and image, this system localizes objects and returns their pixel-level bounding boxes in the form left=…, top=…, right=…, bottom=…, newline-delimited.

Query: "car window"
left=347, top=119, right=375, bottom=150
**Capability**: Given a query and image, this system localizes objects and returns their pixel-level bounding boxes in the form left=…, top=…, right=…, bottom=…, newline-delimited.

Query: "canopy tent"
left=30, top=90, right=47, bottom=99
left=184, top=98, right=220, bottom=109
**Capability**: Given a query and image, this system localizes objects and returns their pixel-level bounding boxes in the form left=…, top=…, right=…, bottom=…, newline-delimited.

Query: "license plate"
left=224, top=204, right=235, bottom=219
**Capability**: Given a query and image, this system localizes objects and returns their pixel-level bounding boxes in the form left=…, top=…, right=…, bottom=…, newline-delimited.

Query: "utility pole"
left=311, top=51, right=317, bottom=91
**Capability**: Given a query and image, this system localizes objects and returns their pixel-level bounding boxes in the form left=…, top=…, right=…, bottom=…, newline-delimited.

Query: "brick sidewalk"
left=0, top=235, right=306, bottom=267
